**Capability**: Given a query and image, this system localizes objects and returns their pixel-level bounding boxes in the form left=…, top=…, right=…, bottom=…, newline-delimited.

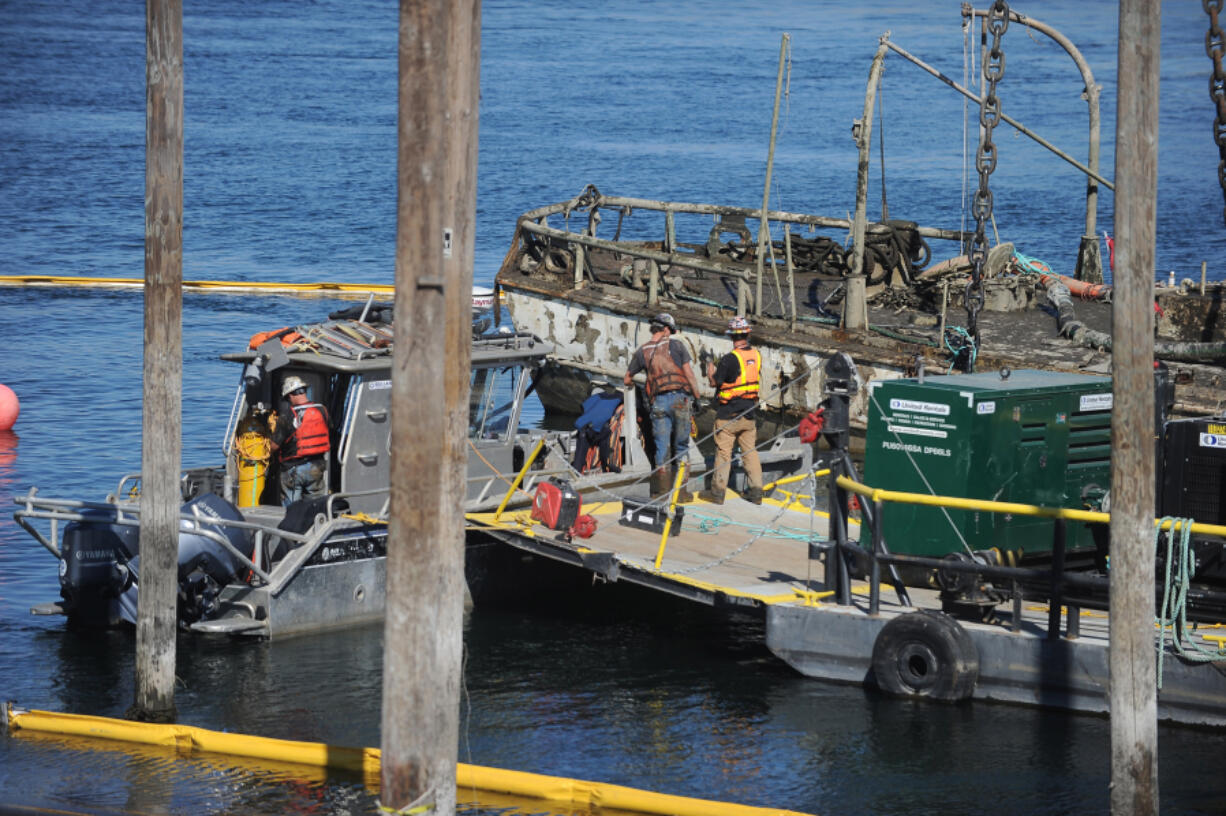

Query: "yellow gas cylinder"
left=233, top=415, right=271, bottom=508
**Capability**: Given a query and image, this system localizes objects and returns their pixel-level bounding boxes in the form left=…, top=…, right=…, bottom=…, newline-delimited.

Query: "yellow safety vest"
left=717, top=348, right=760, bottom=403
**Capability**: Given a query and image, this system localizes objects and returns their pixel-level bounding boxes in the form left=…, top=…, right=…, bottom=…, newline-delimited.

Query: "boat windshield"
left=469, top=364, right=522, bottom=442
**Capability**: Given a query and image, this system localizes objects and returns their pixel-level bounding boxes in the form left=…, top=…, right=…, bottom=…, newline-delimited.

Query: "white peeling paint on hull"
left=504, top=288, right=900, bottom=424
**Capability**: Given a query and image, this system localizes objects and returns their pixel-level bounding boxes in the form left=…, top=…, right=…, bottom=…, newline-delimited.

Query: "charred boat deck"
left=495, top=192, right=1226, bottom=427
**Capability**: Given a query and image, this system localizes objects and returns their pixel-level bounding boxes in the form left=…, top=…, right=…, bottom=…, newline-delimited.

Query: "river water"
left=3, top=1, right=1226, bottom=814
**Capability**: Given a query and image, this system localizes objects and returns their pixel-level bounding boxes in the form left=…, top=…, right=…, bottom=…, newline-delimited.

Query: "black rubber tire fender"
left=544, top=246, right=575, bottom=276
left=871, top=610, right=979, bottom=702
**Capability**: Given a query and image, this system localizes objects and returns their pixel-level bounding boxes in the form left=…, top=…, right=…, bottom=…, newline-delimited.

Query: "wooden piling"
left=130, top=0, right=183, bottom=724
left=381, top=1, right=479, bottom=813
left=755, top=34, right=789, bottom=319
left=1109, top=0, right=1160, bottom=813
left=846, top=39, right=889, bottom=331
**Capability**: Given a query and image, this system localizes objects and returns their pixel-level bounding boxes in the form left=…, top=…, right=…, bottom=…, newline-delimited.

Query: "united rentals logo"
left=888, top=398, right=950, bottom=416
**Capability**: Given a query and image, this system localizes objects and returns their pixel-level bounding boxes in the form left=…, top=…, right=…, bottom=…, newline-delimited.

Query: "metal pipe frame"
left=962, top=3, right=1104, bottom=280
left=882, top=39, right=1113, bottom=191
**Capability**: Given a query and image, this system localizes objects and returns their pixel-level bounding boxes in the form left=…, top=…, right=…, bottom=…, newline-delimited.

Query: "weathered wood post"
left=1109, top=0, right=1160, bottom=812
left=381, top=0, right=479, bottom=813
left=754, top=33, right=789, bottom=319
left=846, top=37, right=890, bottom=331
left=130, top=0, right=182, bottom=723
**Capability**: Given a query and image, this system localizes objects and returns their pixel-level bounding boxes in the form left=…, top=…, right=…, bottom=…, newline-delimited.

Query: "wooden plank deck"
left=468, top=484, right=858, bottom=608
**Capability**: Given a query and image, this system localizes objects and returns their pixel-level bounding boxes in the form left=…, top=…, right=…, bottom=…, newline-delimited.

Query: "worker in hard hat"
left=699, top=316, right=763, bottom=505
left=623, top=312, right=702, bottom=499
left=270, top=375, right=331, bottom=506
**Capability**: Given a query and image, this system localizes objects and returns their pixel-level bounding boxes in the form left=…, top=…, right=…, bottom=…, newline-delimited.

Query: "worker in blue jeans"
left=624, top=313, right=702, bottom=499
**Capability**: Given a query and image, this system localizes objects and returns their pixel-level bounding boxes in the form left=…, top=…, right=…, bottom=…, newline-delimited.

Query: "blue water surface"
left=2, top=1, right=1226, bottom=814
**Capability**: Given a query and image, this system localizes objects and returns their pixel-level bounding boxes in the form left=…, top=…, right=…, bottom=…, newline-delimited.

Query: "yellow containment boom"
left=0, top=274, right=394, bottom=298
left=3, top=704, right=814, bottom=816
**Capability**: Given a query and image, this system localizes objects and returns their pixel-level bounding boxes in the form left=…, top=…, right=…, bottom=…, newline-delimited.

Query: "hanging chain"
left=1207, top=0, right=1226, bottom=225
left=966, top=0, right=1009, bottom=372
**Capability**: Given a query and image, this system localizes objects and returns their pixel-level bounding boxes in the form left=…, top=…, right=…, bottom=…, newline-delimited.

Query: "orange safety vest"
left=286, top=403, right=330, bottom=459
left=642, top=338, right=689, bottom=399
left=717, top=347, right=761, bottom=404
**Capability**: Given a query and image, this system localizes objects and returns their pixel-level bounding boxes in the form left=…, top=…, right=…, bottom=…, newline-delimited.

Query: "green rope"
left=673, top=291, right=729, bottom=309
left=690, top=510, right=826, bottom=543
left=798, top=314, right=840, bottom=326
left=1155, top=517, right=1226, bottom=689
left=943, top=325, right=976, bottom=373
left=1011, top=250, right=1051, bottom=277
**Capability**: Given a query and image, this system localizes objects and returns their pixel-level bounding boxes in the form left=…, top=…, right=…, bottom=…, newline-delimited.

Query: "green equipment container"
left=863, top=369, right=1113, bottom=560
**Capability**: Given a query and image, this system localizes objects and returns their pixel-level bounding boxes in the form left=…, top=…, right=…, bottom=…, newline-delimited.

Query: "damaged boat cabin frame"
left=496, top=12, right=1226, bottom=426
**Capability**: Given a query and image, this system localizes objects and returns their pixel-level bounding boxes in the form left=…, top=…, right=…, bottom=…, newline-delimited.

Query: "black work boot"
left=743, top=486, right=763, bottom=505
left=697, top=489, right=725, bottom=505
left=650, top=468, right=670, bottom=497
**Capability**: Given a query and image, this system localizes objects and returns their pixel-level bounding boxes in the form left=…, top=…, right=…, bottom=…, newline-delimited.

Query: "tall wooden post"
left=845, top=38, right=889, bottom=331
left=381, top=0, right=479, bottom=813
left=754, top=33, right=789, bottom=319
left=131, top=0, right=182, bottom=723
left=1109, top=0, right=1159, bottom=812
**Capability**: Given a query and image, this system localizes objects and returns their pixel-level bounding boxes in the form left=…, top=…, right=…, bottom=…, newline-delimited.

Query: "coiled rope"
left=1011, top=251, right=1051, bottom=276
left=1155, top=517, right=1226, bottom=688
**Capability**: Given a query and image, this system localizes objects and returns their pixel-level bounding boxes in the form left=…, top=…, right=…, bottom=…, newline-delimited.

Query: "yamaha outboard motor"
left=59, top=507, right=141, bottom=627
left=118, top=493, right=254, bottom=626
left=60, top=493, right=253, bottom=628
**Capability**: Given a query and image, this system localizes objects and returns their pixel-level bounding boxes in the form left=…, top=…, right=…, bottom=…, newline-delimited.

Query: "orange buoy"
left=0, top=384, right=18, bottom=431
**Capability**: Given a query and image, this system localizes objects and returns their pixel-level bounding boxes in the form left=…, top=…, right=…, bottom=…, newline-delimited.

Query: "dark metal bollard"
left=1048, top=519, right=1067, bottom=639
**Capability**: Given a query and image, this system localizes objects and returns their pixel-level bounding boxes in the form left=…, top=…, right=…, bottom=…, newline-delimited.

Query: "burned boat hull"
left=496, top=190, right=1226, bottom=427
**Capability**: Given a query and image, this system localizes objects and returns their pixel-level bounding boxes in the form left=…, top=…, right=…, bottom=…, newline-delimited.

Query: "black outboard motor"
left=60, top=493, right=254, bottom=628
left=59, top=507, right=141, bottom=627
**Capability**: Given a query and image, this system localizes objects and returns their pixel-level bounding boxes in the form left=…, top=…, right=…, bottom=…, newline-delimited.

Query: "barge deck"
left=467, top=466, right=1226, bottom=727
left=468, top=484, right=850, bottom=610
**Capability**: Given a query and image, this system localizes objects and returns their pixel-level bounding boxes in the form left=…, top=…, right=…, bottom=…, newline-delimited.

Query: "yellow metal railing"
left=493, top=438, right=546, bottom=523
left=835, top=475, right=1226, bottom=537
left=653, top=461, right=688, bottom=569
left=762, top=468, right=830, bottom=493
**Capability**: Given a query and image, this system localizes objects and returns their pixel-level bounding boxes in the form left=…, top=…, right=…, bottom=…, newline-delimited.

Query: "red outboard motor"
left=531, top=477, right=581, bottom=530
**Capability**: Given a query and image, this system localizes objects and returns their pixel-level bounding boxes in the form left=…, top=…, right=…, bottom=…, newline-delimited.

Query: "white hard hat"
left=726, top=316, right=752, bottom=334
left=282, top=375, right=308, bottom=397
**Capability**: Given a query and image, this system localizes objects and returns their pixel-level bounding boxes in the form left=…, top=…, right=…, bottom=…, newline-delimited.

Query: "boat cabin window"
left=469, top=364, right=523, bottom=442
